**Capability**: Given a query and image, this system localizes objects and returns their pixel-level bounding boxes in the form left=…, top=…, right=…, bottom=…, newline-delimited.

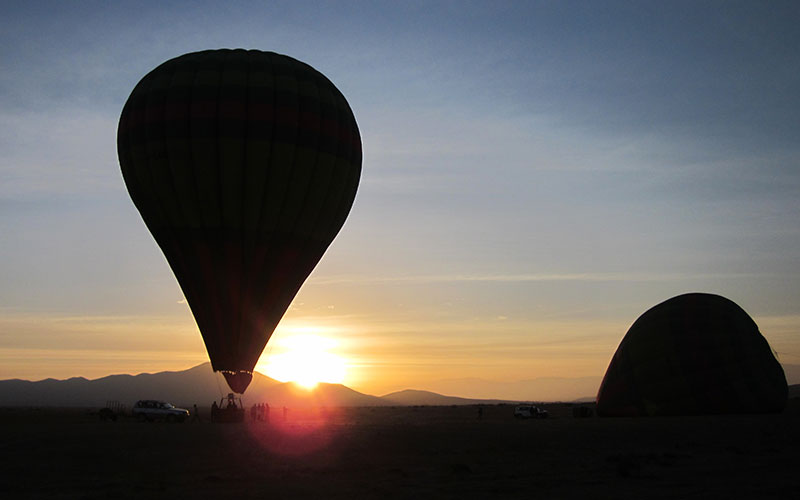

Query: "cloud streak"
left=309, top=271, right=775, bottom=286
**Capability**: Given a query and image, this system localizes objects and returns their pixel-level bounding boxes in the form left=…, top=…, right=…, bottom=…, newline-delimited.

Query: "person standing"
left=191, top=404, right=201, bottom=422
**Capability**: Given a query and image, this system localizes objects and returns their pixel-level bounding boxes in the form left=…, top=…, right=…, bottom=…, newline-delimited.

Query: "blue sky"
left=1, top=1, right=799, bottom=397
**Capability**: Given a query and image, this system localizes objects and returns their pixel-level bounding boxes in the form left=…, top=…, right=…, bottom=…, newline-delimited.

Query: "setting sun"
left=258, top=335, right=347, bottom=389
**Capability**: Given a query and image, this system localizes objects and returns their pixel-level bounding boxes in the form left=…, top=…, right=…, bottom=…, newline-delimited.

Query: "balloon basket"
left=210, top=393, right=245, bottom=423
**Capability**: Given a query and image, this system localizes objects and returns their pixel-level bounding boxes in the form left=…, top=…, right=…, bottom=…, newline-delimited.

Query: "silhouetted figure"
left=264, top=403, right=270, bottom=423
left=251, top=404, right=257, bottom=421
left=477, top=406, right=483, bottom=419
left=191, top=404, right=201, bottom=422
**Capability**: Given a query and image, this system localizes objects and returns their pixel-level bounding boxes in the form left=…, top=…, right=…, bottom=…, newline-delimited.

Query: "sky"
left=1, top=1, right=799, bottom=399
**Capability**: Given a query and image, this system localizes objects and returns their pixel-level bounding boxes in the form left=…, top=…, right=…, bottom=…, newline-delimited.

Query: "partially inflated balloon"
left=118, top=49, right=361, bottom=393
left=597, top=293, right=787, bottom=416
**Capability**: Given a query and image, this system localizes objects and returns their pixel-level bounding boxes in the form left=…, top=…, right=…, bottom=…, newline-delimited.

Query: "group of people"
left=191, top=398, right=283, bottom=423
left=250, top=402, right=270, bottom=422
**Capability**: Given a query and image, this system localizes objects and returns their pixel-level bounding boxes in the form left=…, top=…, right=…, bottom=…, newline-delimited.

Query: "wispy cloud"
left=309, top=271, right=773, bottom=286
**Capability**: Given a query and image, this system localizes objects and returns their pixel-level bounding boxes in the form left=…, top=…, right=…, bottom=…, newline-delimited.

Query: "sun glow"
left=259, top=334, right=347, bottom=389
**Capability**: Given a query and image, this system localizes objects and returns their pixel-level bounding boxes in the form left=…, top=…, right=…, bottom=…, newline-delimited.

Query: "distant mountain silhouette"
left=422, top=376, right=602, bottom=402
left=381, top=389, right=515, bottom=406
left=260, top=381, right=387, bottom=408
left=3, top=363, right=794, bottom=408
left=420, top=363, right=800, bottom=402
left=0, top=363, right=273, bottom=408
left=0, top=363, right=386, bottom=408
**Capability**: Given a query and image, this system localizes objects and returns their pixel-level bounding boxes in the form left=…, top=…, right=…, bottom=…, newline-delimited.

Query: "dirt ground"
left=1, top=401, right=798, bottom=499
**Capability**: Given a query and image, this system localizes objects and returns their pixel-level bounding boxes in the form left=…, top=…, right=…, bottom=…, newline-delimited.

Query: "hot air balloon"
left=117, top=49, right=361, bottom=393
left=596, top=293, right=787, bottom=417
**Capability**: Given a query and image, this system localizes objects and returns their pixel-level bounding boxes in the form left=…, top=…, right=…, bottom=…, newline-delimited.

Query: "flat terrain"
left=1, top=401, right=799, bottom=499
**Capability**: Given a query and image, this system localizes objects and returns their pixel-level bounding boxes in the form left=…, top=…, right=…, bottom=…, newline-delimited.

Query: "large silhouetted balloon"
left=597, top=293, right=787, bottom=416
left=118, top=49, right=361, bottom=393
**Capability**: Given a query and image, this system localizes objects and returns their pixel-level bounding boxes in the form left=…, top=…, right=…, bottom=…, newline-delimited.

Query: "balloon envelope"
left=597, top=293, right=787, bottom=416
left=117, top=49, right=361, bottom=393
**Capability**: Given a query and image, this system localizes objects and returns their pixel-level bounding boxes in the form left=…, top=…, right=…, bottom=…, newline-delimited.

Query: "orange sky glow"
left=2, top=3, right=799, bottom=402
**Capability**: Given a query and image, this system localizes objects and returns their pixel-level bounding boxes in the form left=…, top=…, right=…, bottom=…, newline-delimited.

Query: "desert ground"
left=1, top=400, right=798, bottom=499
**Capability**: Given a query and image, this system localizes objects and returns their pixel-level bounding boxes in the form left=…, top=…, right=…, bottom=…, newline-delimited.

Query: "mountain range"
left=0, top=363, right=520, bottom=409
left=1, top=362, right=797, bottom=409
